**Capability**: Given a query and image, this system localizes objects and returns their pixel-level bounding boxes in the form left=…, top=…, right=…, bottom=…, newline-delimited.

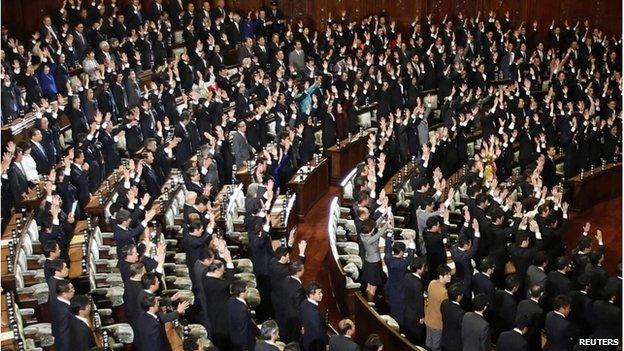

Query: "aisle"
left=292, top=187, right=343, bottom=327
left=563, top=197, right=622, bottom=275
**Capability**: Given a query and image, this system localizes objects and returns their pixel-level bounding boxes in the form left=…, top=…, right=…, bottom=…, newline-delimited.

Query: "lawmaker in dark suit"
left=202, top=256, right=235, bottom=349
left=492, top=275, right=520, bottom=341
left=50, top=280, right=75, bottom=351
left=134, top=295, right=172, bottom=351
left=114, top=208, right=153, bottom=262
left=516, top=285, right=545, bottom=351
left=123, top=262, right=146, bottom=324
left=279, top=261, right=306, bottom=343
left=496, top=316, right=530, bottom=351
left=441, top=283, right=466, bottom=351
left=228, top=281, right=259, bottom=351
left=328, top=319, right=360, bottom=351
left=69, top=295, right=97, bottom=351
left=544, top=295, right=578, bottom=351
left=461, top=294, right=491, bottom=351
left=299, top=282, right=328, bottom=351
left=403, top=257, right=426, bottom=344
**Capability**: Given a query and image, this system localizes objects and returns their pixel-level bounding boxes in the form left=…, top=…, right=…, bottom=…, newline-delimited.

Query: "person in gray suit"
left=288, top=41, right=305, bottom=74
left=254, top=320, right=280, bottom=351
left=461, top=294, right=492, bottom=351
left=329, top=319, right=360, bottom=351
left=525, top=251, right=549, bottom=296
left=232, top=120, right=253, bottom=167
left=125, top=70, right=142, bottom=108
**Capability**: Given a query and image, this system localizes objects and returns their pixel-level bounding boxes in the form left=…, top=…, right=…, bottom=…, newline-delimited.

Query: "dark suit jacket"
left=441, top=300, right=465, bottom=351
left=299, top=300, right=327, bottom=351
left=590, top=300, right=621, bottom=340
left=497, top=330, right=528, bottom=351
left=134, top=311, right=171, bottom=351
left=69, top=315, right=96, bottom=351
left=328, top=334, right=360, bottom=351
left=472, top=272, right=496, bottom=301
left=50, top=298, right=72, bottom=351
left=202, top=268, right=234, bottom=337
left=544, top=312, right=577, bottom=351
left=113, top=222, right=145, bottom=262
left=123, top=280, right=144, bottom=323
left=492, top=290, right=518, bottom=339
left=228, top=297, right=258, bottom=350
left=516, top=299, right=544, bottom=350
left=254, top=341, right=280, bottom=351
left=403, top=273, right=425, bottom=325
left=461, top=312, right=491, bottom=351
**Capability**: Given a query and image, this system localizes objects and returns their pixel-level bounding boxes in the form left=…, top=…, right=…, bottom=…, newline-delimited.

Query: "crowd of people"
left=0, top=0, right=622, bottom=350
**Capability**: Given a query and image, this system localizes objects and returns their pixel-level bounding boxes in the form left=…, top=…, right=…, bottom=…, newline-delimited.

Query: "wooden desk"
left=287, top=158, right=330, bottom=219
left=326, top=132, right=371, bottom=185
left=84, top=170, right=124, bottom=230
left=382, top=161, right=419, bottom=200
left=568, top=163, right=622, bottom=212
left=68, top=220, right=91, bottom=279
left=234, top=164, right=253, bottom=188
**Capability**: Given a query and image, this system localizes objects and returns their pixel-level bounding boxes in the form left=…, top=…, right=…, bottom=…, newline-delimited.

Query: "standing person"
left=299, top=282, right=328, bottom=351
left=403, top=257, right=426, bottom=344
left=424, top=264, right=452, bottom=351
left=544, top=295, right=578, bottom=351
left=228, top=280, right=259, bottom=351
left=497, top=317, right=530, bottom=351
left=441, top=283, right=466, bottom=351
left=328, top=319, right=360, bottom=351
left=359, top=218, right=386, bottom=302
left=461, top=294, right=492, bottom=351
left=383, top=231, right=415, bottom=325
left=255, top=320, right=281, bottom=351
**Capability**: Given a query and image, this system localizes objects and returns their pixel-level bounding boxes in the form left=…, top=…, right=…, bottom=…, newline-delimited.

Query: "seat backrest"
left=17, top=248, right=28, bottom=273
left=21, top=234, right=33, bottom=256
left=15, top=265, right=24, bottom=289
left=27, top=220, right=39, bottom=242
left=90, top=239, right=100, bottom=261
left=165, top=209, right=175, bottom=227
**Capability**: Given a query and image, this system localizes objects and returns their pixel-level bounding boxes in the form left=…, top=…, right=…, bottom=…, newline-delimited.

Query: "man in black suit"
left=492, top=274, right=520, bottom=341
left=328, top=318, right=360, bottom=351
left=134, top=294, right=171, bottom=351
left=441, top=283, right=466, bottom=351
left=451, top=217, right=480, bottom=306
left=255, top=320, right=281, bottom=351
left=7, top=147, right=29, bottom=210
left=202, top=249, right=235, bottom=349
left=279, top=260, right=306, bottom=343
left=545, top=256, right=573, bottom=310
left=299, top=282, right=328, bottom=351
left=182, top=220, right=213, bottom=287
left=123, top=262, right=146, bottom=325
left=544, top=294, right=578, bottom=351
left=70, top=149, right=91, bottom=209
left=472, top=257, right=496, bottom=301
left=228, top=280, right=259, bottom=351
left=461, top=294, right=491, bottom=351
left=29, top=128, right=53, bottom=175
left=113, top=208, right=156, bottom=263
left=42, top=241, right=61, bottom=282
left=47, top=259, right=69, bottom=303
left=403, top=257, right=426, bottom=344
left=516, top=285, right=545, bottom=351
left=567, top=274, right=593, bottom=338
left=50, top=280, right=75, bottom=351
left=590, top=288, right=622, bottom=342
left=69, top=295, right=97, bottom=351
left=138, top=273, right=189, bottom=324
left=497, top=316, right=530, bottom=351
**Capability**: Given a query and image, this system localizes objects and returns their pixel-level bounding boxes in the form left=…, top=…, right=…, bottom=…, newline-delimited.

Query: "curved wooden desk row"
left=568, top=163, right=622, bottom=212
left=326, top=196, right=423, bottom=350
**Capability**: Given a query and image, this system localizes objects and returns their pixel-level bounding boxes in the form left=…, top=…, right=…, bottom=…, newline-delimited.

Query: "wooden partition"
left=352, top=291, right=423, bottom=350
left=568, top=163, right=622, bottom=212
